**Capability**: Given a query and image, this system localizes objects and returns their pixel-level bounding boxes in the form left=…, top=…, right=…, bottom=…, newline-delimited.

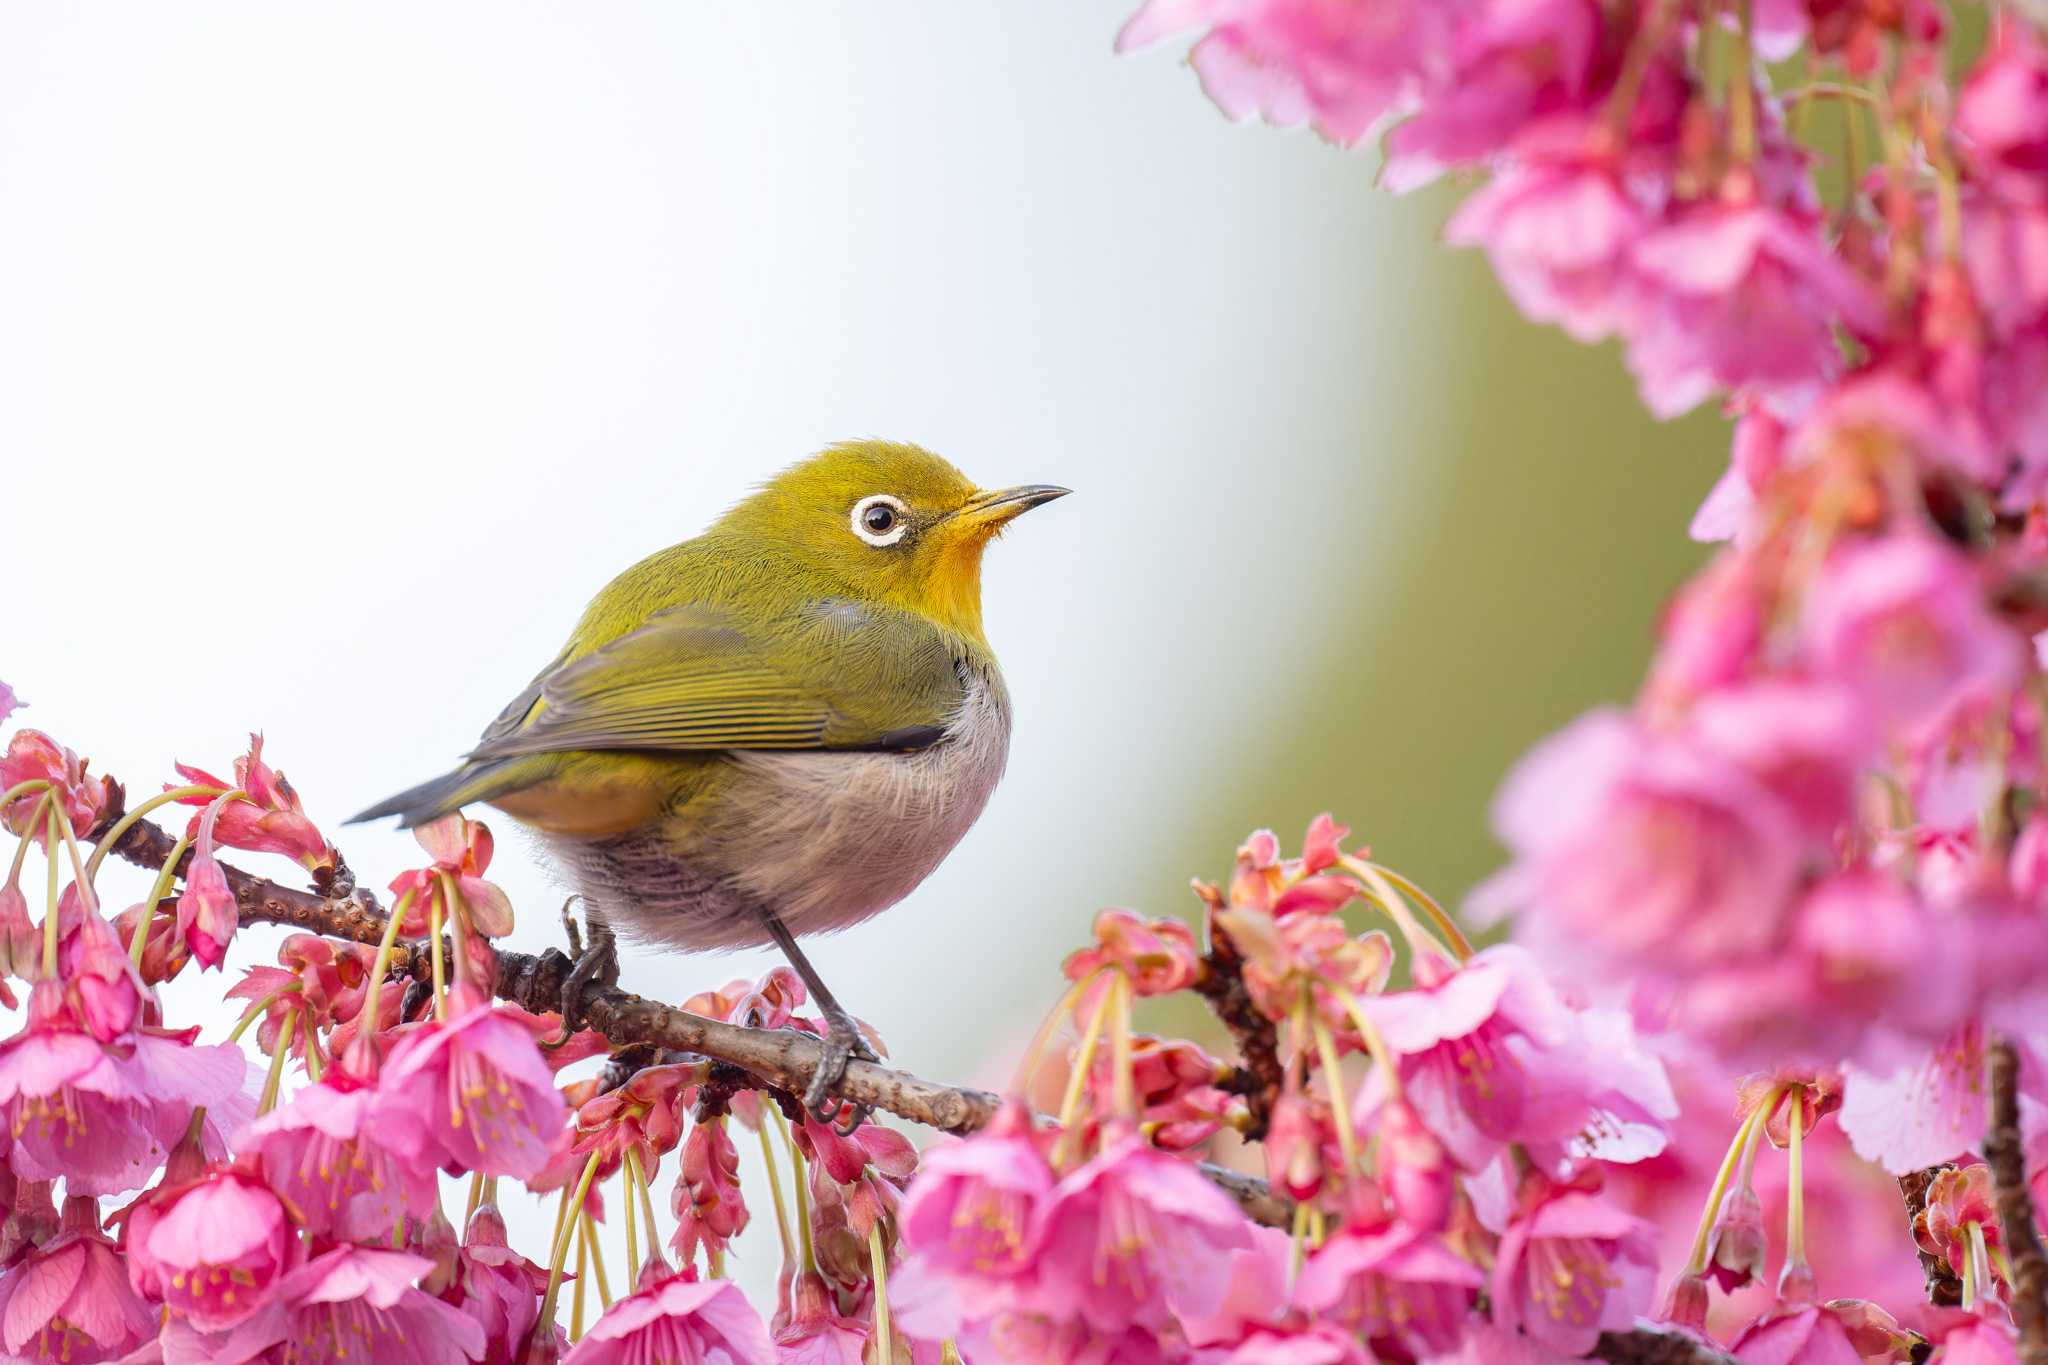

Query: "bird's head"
left=716, top=440, right=1068, bottom=644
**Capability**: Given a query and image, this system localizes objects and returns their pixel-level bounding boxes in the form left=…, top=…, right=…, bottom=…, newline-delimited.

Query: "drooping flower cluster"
left=1114, top=1, right=2048, bottom=1357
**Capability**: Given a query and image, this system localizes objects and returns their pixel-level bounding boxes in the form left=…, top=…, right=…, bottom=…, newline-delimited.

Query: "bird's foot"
left=541, top=898, right=618, bottom=1051
left=805, top=1007, right=879, bottom=1135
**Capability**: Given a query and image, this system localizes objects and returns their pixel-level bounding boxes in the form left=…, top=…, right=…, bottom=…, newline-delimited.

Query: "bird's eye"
left=850, top=494, right=909, bottom=547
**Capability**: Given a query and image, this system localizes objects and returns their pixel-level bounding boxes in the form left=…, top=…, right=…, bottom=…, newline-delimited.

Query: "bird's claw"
left=804, top=1010, right=878, bottom=1133
left=542, top=898, right=618, bottom=1051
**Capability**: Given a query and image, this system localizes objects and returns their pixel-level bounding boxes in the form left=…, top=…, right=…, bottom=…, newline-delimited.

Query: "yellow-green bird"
left=351, top=440, right=1066, bottom=1117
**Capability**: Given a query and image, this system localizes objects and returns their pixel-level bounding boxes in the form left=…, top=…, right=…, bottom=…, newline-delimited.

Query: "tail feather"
left=347, top=760, right=523, bottom=829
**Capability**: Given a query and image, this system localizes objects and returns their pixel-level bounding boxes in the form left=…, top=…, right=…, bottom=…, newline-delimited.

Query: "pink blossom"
left=1704, top=1184, right=1767, bottom=1292
left=175, top=1245, right=486, bottom=1365
left=1926, top=1310, right=2022, bottom=1364
left=1841, top=1027, right=1998, bottom=1175
left=1491, top=1181, right=1658, bottom=1356
left=0, top=682, right=16, bottom=729
left=1641, top=550, right=1768, bottom=707
left=0, top=1198, right=158, bottom=1364
left=1481, top=709, right=1802, bottom=974
left=0, top=731, right=111, bottom=842
left=671, top=1115, right=749, bottom=1269
left=1186, top=1323, right=1371, bottom=1365
left=1361, top=945, right=1675, bottom=1170
left=1381, top=1, right=1601, bottom=192
left=240, top=1073, right=440, bottom=1240
left=1292, top=1223, right=1482, bottom=1358
left=443, top=1204, right=549, bottom=1365
left=0, top=880, right=35, bottom=985
left=1691, top=406, right=1787, bottom=544
left=1061, top=910, right=1202, bottom=998
left=1378, top=1096, right=1454, bottom=1231
left=1445, top=142, right=1649, bottom=344
left=0, top=997, right=247, bottom=1195
left=1802, top=536, right=2024, bottom=737
left=563, top=1268, right=774, bottom=1365
left=125, top=1169, right=292, bottom=1331
left=773, top=1272, right=868, bottom=1365
left=1626, top=203, right=1883, bottom=418
left=894, top=1102, right=1053, bottom=1311
left=371, top=989, right=568, bottom=1180
left=1116, top=0, right=1444, bottom=147
left=1918, top=1165, right=2001, bottom=1283
left=1730, top=1300, right=1916, bottom=1365
left=1683, top=681, right=1871, bottom=841
left=1264, top=1080, right=1323, bottom=1200
left=1681, top=871, right=1971, bottom=1070
left=173, top=735, right=335, bottom=875
left=175, top=794, right=239, bottom=969
left=387, top=813, right=515, bottom=940
left=1958, top=20, right=2048, bottom=191
left=54, top=902, right=145, bottom=1044
left=1034, top=1130, right=1255, bottom=1332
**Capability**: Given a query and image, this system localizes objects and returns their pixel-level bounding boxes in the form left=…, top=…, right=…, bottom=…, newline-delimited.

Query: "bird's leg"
left=541, top=897, right=619, bottom=1051
left=755, top=906, right=877, bottom=1133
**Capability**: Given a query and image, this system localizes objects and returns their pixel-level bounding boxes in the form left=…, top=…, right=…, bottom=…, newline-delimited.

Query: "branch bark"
left=1987, top=1036, right=2048, bottom=1365
left=97, top=812, right=1290, bottom=1225
left=1590, top=1328, right=1740, bottom=1365
left=1194, top=919, right=1284, bottom=1140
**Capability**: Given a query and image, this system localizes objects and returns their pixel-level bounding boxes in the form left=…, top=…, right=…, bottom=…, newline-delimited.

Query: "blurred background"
left=0, top=1, right=1723, bottom=1294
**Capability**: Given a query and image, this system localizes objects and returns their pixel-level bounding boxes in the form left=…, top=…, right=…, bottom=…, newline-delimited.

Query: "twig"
left=1591, top=1327, right=1741, bottom=1365
left=1897, top=1164, right=1963, bottom=1307
left=1987, top=1036, right=2048, bottom=1364
left=96, top=812, right=1295, bottom=1225
left=1194, top=919, right=1284, bottom=1140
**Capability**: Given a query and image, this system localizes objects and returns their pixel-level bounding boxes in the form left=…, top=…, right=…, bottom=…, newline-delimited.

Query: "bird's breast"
left=712, top=660, right=1013, bottom=937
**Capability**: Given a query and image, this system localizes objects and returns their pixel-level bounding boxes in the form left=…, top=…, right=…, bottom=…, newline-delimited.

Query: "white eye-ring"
left=850, top=494, right=910, bottom=547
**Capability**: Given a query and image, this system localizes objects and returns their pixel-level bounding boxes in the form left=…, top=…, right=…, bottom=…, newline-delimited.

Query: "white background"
left=0, top=2, right=1432, bottom=1304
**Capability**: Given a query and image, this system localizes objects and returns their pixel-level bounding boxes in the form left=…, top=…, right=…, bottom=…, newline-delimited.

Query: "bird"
left=350, top=439, right=1067, bottom=1122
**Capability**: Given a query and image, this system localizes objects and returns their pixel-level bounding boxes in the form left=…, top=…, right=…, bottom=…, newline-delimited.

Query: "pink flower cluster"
left=0, top=722, right=926, bottom=1365
left=1132, top=0, right=2048, bottom=1174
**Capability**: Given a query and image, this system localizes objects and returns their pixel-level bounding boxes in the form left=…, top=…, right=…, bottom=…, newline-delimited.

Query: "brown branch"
left=1590, top=1327, right=1740, bottom=1365
left=98, top=813, right=1295, bottom=1225
left=1897, top=1165, right=1963, bottom=1307
left=1987, top=1036, right=2048, bottom=1365
left=1195, top=919, right=1284, bottom=1140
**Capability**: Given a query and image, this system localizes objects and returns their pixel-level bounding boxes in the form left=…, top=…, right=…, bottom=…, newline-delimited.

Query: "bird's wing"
left=465, top=600, right=962, bottom=759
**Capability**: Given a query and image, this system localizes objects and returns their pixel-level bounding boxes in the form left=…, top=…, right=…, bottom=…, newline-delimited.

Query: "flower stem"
left=358, top=888, right=417, bottom=1039
left=1108, top=972, right=1137, bottom=1121
left=536, top=1150, right=605, bottom=1339
left=1363, top=862, right=1472, bottom=961
left=1322, top=978, right=1404, bottom=1101
left=83, top=784, right=223, bottom=883
left=428, top=896, right=447, bottom=1021
left=572, top=1219, right=590, bottom=1341
left=755, top=1119, right=796, bottom=1269
left=623, top=1152, right=641, bottom=1280
left=40, top=804, right=60, bottom=979
left=770, top=1107, right=818, bottom=1276
left=581, top=1209, right=614, bottom=1308
left=634, top=1150, right=662, bottom=1265
left=439, top=871, right=474, bottom=992
left=1683, top=1091, right=1776, bottom=1276
left=129, top=831, right=192, bottom=969
left=1310, top=1014, right=1362, bottom=1175
left=228, top=983, right=303, bottom=1044
left=1785, top=1090, right=1808, bottom=1264
left=1053, top=984, right=1114, bottom=1162
left=257, top=1011, right=300, bottom=1115
left=1013, top=968, right=1103, bottom=1095
left=1728, top=0, right=1757, bottom=166
left=868, top=1220, right=895, bottom=1365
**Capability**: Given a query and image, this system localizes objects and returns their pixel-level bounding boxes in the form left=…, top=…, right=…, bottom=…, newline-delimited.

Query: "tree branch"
left=1987, top=1036, right=2048, bottom=1365
left=1194, top=919, right=1284, bottom=1140
left=96, top=812, right=1290, bottom=1226
left=1591, top=1327, right=1740, bottom=1365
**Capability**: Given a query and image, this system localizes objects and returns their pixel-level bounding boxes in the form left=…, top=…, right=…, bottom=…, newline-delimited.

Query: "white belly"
left=550, top=664, right=1012, bottom=952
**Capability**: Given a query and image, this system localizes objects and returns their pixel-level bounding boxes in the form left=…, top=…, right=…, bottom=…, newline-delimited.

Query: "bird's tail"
left=347, top=759, right=529, bottom=829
